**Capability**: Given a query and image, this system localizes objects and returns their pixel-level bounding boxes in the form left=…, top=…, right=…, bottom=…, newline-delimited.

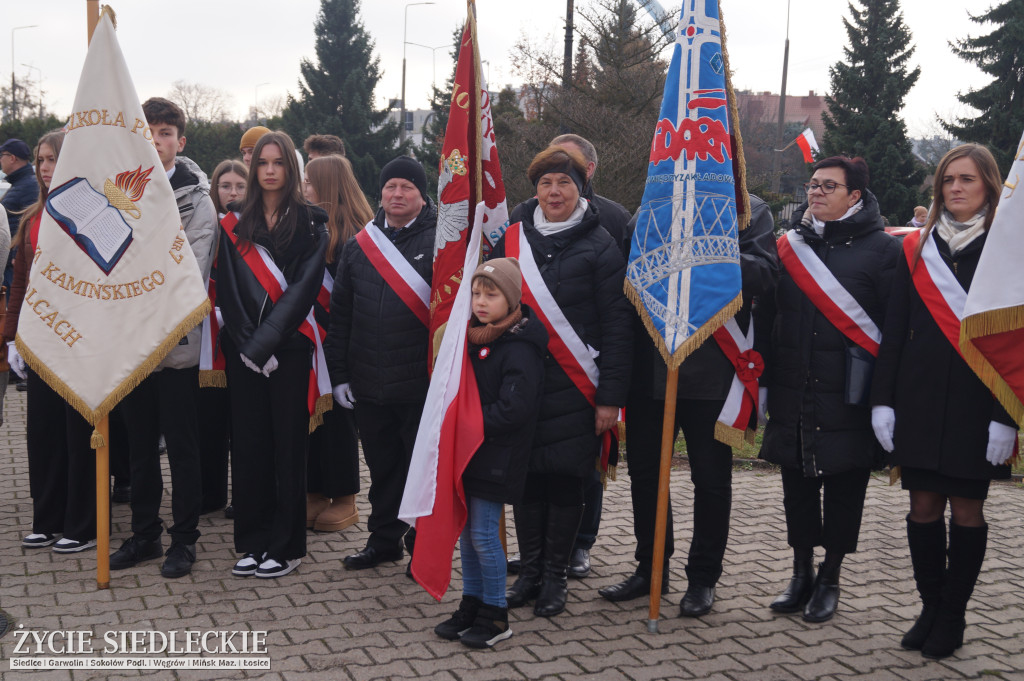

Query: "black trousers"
left=780, top=466, right=871, bottom=554
left=109, top=407, right=131, bottom=485
left=225, top=339, right=309, bottom=560
left=574, top=468, right=603, bottom=551
left=197, top=386, right=230, bottom=511
left=118, top=367, right=202, bottom=545
left=354, top=401, right=422, bottom=552
left=625, top=396, right=732, bottom=586
left=26, top=369, right=96, bottom=540
left=308, top=405, right=360, bottom=498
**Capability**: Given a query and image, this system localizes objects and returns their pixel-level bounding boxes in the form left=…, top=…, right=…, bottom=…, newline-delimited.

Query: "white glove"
left=240, top=353, right=262, bottom=374
left=757, top=387, right=768, bottom=426
left=986, top=421, right=1017, bottom=466
left=7, top=341, right=26, bottom=380
left=261, top=355, right=279, bottom=377
left=871, top=406, right=895, bottom=453
left=332, top=383, right=355, bottom=409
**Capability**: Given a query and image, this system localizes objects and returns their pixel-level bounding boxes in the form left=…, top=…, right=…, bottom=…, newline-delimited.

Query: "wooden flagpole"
left=86, top=0, right=110, bottom=592
left=647, top=367, right=678, bottom=632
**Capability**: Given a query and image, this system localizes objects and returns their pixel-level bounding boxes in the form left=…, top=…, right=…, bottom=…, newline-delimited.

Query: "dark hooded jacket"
left=756, top=190, right=900, bottom=476
left=489, top=198, right=632, bottom=477
left=463, top=305, right=548, bottom=504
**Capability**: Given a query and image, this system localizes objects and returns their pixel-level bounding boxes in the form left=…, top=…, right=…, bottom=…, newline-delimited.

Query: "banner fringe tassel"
left=961, top=307, right=1024, bottom=428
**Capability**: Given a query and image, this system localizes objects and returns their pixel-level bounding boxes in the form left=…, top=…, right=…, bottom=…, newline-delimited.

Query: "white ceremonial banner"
left=16, top=12, right=209, bottom=423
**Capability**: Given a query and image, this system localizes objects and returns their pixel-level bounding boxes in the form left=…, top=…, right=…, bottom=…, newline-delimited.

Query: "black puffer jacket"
left=490, top=199, right=633, bottom=477
left=463, top=306, right=548, bottom=504
left=756, top=191, right=900, bottom=476
left=871, top=230, right=1014, bottom=480
left=217, top=203, right=328, bottom=366
left=325, top=202, right=436, bottom=404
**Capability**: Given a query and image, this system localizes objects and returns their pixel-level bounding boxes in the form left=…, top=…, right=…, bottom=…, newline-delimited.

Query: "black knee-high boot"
left=534, top=503, right=584, bottom=618
left=902, top=516, right=946, bottom=650
left=922, top=523, right=987, bottom=660
left=506, top=502, right=546, bottom=608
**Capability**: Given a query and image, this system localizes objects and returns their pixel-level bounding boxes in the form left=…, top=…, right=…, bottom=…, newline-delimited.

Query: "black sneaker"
left=161, top=542, right=196, bottom=578
left=255, top=556, right=301, bottom=578
left=110, top=536, right=163, bottom=569
left=53, top=538, right=97, bottom=553
left=232, top=552, right=263, bottom=577
left=434, top=596, right=483, bottom=640
left=23, top=533, right=61, bottom=548
left=460, top=604, right=512, bottom=649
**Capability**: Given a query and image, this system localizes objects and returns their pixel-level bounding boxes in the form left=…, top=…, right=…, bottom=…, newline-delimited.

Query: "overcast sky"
left=3, top=1, right=986, bottom=138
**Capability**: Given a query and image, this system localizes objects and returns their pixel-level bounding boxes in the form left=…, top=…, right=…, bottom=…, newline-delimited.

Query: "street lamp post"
left=401, top=2, right=435, bottom=144
left=11, top=25, right=38, bottom=121
left=771, top=0, right=792, bottom=194
left=21, top=63, right=42, bottom=118
left=405, top=42, right=449, bottom=89
left=254, top=81, right=269, bottom=124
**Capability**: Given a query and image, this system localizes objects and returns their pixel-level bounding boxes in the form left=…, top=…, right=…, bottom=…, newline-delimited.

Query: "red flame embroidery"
left=114, top=166, right=154, bottom=202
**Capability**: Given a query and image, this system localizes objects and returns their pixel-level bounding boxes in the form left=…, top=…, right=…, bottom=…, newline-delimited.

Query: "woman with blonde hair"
left=301, top=154, right=372, bottom=531
left=871, top=143, right=1016, bottom=659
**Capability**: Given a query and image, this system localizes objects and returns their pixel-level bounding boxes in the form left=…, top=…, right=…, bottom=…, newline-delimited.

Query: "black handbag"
left=844, top=344, right=875, bottom=406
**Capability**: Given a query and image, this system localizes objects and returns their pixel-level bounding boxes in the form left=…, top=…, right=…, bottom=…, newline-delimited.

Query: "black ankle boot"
left=901, top=517, right=946, bottom=650
left=506, top=502, right=546, bottom=608
left=534, top=503, right=583, bottom=618
left=770, top=554, right=815, bottom=613
left=922, top=523, right=987, bottom=660
left=803, top=561, right=840, bottom=623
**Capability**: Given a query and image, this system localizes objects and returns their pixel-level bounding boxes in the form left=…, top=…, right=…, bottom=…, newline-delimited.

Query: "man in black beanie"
left=325, top=155, right=436, bottom=572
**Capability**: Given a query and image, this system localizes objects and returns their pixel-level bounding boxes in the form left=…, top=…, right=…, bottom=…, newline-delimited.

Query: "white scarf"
left=533, top=198, right=588, bottom=236
left=808, top=199, right=863, bottom=235
left=935, top=209, right=986, bottom=254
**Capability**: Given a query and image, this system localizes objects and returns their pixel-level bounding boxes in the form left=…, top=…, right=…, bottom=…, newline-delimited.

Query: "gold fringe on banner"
left=16, top=299, right=211, bottom=426
left=960, top=306, right=1024, bottom=428
left=718, top=7, right=751, bottom=231
left=625, top=282, right=743, bottom=371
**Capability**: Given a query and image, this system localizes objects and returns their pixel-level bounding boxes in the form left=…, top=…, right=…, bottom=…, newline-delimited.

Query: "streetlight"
left=401, top=2, right=435, bottom=144
left=404, top=41, right=448, bottom=88
left=254, top=81, right=269, bottom=124
left=11, top=25, right=38, bottom=121
left=21, top=63, right=42, bottom=118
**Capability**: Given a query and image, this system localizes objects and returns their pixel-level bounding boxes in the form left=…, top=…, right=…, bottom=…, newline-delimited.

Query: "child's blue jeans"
left=461, top=496, right=507, bottom=607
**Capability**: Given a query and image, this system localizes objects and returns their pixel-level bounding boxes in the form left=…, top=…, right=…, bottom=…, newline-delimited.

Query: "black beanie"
left=379, top=156, right=429, bottom=202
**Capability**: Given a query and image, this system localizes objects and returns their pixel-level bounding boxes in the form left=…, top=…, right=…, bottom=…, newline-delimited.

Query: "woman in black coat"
left=489, top=146, right=632, bottom=617
left=870, top=144, right=1017, bottom=659
left=216, top=132, right=327, bottom=579
left=756, top=156, right=900, bottom=623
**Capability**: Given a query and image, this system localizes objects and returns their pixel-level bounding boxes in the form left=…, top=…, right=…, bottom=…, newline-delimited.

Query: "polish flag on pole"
left=794, top=128, right=819, bottom=163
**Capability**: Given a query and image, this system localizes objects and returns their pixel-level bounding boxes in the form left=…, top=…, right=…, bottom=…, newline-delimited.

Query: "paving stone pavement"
left=0, top=388, right=1022, bottom=680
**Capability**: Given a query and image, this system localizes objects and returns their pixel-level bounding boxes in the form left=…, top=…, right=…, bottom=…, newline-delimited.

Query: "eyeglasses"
left=803, top=181, right=848, bottom=194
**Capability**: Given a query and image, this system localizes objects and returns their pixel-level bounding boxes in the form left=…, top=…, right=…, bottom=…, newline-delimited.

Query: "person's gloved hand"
left=8, top=341, right=26, bottom=380
left=240, top=353, right=262, bottom=374
left=333, top=383, right=355, bottom=409
left=986, top=421, right=1017, bottom=465
left=757, top=387, right=768, bottom=426
left=261, top=355, right=279, bottom=377
left=871, top=406, right=895, bottom=453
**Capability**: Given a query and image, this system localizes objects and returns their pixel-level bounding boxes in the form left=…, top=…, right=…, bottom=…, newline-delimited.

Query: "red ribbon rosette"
left=733, top=349, right=764, bottom=383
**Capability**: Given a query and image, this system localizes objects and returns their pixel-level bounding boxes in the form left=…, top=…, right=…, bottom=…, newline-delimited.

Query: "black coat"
left=463, top=306, right=549, bottom=504
left=325, top=202, right=436, bottom=405
left=217, top=203, right=328, bottom=366
left=870, top=229, right=1014, bottom=480
left=490, top=199, right=632, bottom=477
left=756, top=191, right=900, bottom=476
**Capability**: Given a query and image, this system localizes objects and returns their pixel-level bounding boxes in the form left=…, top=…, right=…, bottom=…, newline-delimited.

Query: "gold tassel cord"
left=99, top=5, right=117, bottom=27
left=90, top=429, right=106, bottom=450
left=718, top=7, right=751, bottom=231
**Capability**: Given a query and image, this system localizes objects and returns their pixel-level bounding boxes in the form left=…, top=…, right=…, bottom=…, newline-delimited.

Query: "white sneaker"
left=53, top=538, right=97, bottom=553
left=232, top=552, right=264, bottom=577
left=255, top=557, right=301, bottom=578
left=23, top=533, right=61, bottom=548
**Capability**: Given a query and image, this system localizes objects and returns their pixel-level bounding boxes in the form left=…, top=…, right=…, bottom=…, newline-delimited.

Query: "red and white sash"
left=712, top=318, right=762, bottom=448
left=902, top=229, right=967, bottom=358
left=198, top=277, right=226, bottom=387
left=355, top=222, right=430, bottom=327
left=219, top=211, right=333, bottom=431
left=778, top=230, right=882, bottom=356
left=504, top=223, right=617, bottom=470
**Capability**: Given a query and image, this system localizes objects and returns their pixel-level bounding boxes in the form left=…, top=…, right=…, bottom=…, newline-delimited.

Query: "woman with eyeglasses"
left=754, top=156, right=900, bottom=623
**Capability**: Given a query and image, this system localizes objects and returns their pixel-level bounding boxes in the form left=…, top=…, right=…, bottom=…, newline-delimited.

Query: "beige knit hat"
left=472, top=258, right=522, bottom=311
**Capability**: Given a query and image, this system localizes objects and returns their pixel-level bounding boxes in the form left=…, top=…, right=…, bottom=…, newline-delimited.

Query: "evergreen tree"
left=944, top=0, right=1024, bottom=174
left=821, top=0, right=923, bottom=223
left=281, top=0, right=404, bottom=195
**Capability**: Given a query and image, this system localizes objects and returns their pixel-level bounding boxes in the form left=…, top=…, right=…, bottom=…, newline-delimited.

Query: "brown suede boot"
left=314, top=495, right=359, bottom=532
left=306, top=493, right=331, bottom=528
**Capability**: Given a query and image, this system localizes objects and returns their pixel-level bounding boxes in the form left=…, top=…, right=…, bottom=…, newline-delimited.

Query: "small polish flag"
left=794, top=128, right=819, bottom=163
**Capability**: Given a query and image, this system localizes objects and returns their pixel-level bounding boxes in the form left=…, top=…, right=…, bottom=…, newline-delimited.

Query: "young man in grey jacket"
left=109, top=97, right=218, bottom=578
